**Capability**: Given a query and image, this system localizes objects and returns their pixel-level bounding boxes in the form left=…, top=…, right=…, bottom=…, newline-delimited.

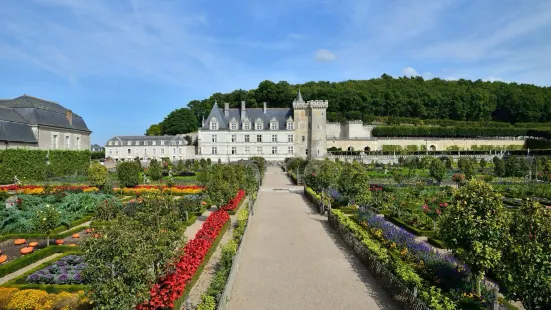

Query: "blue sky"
left=1, top=0, right=550, bottom=145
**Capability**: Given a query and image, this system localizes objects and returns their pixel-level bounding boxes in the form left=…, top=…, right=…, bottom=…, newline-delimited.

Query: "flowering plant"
left=221, top=190, right=245, bottom=211
left=26, top=255, right=86, bottom=284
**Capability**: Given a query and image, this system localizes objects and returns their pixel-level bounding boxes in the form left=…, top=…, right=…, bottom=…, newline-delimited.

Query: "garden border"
left=385, top=216, right=435, bottom=237
left=0, top=246, right=78, bottom=278
left=0, top=215, right=93, bottom=242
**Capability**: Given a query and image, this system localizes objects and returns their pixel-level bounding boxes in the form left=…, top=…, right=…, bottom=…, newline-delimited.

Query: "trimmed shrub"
left=148, top=159, right=163, bottom=181
left=88, top=162, right=108, bottom=188
left=117, top=161, right=141, bottom=187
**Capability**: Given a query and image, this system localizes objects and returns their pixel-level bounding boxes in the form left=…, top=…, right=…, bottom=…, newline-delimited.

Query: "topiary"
left=148, top=159, right=163, bottom=181
left=88, top=162, right=108, bottom=188
left=117, top=161, right=141, bottom=188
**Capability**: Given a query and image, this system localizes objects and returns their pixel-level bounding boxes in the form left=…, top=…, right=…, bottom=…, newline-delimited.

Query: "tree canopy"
left=147, top=76, right=551, bottom=133
left=148, top=108, right=198, bottom=136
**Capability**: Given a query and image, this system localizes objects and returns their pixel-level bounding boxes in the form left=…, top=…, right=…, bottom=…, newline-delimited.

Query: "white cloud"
left=402, top=66, right=419, bottom=77
left=314, top=49, right=336, bottom=62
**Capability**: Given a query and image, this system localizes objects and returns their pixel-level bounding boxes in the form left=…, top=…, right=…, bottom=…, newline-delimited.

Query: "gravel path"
left=228, top=167, right=398, bottom=310
left=0, top=253, right=62, bottom=285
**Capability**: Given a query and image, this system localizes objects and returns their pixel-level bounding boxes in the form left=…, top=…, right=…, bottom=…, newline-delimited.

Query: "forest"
left=146, top=75, right=551, bottom=135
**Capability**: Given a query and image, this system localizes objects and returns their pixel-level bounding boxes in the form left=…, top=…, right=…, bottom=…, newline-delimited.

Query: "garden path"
left=184, top=207, right=215, bottom=240
left=0, top=253, right=62, bottom=285
left=228, top=167, right=398, bottom=310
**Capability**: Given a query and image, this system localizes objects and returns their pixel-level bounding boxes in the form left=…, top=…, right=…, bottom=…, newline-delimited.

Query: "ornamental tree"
left=117, top=161, right=141, bottom=188
left=89, top=161, right=108, bottom=188
left=349, top=171, right=372, bottom=206
left=202, top=165, right=236, bottom=209
left=148, top=159, right=163, bottom=181
left=316, top=160, right=341, bottom=191
left=499, top=199, right=551, bottom=310
left=33, top=204, right=60, bottom=246
left=439, top=180, right=509, bottom=295
left=429, top=158, right=446, bottom=184
left=338, top=161, right=364, bottom=200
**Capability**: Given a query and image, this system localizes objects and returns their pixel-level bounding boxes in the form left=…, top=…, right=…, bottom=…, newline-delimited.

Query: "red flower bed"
left=137, top=191, right=241, bottom=309
left=221, top=190, right=245, bottom=211
left=132, top=185, right=204, bottom=190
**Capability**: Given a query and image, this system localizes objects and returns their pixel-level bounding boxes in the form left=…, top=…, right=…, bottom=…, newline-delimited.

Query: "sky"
left=0, top=0, right=550, bottom=145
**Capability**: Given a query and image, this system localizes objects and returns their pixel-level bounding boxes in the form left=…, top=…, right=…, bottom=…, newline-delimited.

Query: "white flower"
left=43, top=218, right=46, bottom=221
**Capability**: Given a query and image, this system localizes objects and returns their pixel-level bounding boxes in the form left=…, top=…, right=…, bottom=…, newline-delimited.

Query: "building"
left=91, top=144, right=104, bottom=152
left=196, top=90, right=327, bottom=163
left=0, top=95, right=91, bottom=150
left=104, top=134, right=196, bottom=161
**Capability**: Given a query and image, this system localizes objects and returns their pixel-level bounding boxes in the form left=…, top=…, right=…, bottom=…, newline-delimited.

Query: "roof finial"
left=201, top=114, right=205, bottom=126
left=297, top=87, right=304, bottom=102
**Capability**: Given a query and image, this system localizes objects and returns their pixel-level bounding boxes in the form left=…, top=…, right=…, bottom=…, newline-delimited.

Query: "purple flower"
left=26, top=273, right=40, bottom=283
left=54, top=274, right=69, bottom=284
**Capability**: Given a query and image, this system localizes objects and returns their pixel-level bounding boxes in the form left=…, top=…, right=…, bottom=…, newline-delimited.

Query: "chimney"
left=241, top=101, right=246, bottom=119
left=224, top=102, right=229, bottom=118
left=65, top=110, right=73, bottom=126
left=263, top=102, right=267, bottom=114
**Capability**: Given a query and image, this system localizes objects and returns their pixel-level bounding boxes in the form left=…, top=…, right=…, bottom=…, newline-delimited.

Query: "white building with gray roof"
left=104, top=134, right=196, bottom=161
left=0, top=95, right=91, bottom=150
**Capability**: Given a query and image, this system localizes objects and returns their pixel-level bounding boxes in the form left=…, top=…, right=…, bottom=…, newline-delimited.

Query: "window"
left=135, top=148, right=139, bottom=154
left=287, top=121, right=294, bottom=130
left=161, top=148, right=165, bottom=154
left=212, top=147, right=218, bottom=154
left=255, top=121, right=263, bottom=130
left=245, top=147, right=250, bottom=154
left=270, top=121, right=278, bottom=130
left=108, top=141, right=113, bottom=146
left=288, top=135, right=294, bottom=142
left=288, top=146, right=294, bottom=154
left=210, top=119, right=219, bottom=130
left=144, top=141, right=148, bottom=146
left=153, top=148, right=156, bottom=154
left=152, top=141, right=156, bottom=146
left=256, top=135, right=262, bottom=142
left=178, top=141, right=183, bottom=145
left=173, top=156, right=176, bottom=160
left=76, top=137, right=80, bottom=149
left=230, top=122, right=237, bottom=130
left=302, top=136, right=306, bottom=142
left=306, top=149, right=308, bottom=155
left=272, top=135, right=277, bottom=142
left=272, top=146, right=277, bottom=154
left=232, top=135, right=237, bottom=143
left=115, top=149, right=119, bottom=155
left=212, top=135, right=217, bottom=143
left=160, top=141, right=165, bottom=145
left=257, top=147, right=262, bottom=154
left=172, top=148, right=176, bottom=154
left=115, top=141, right=119, bottom=146
left=179, top=148, right=183, bottom=154
left=108, top=150, right=113, bottom=156
left=135, top=141, right=139, bottom=145
left=232, top=147, right=237, bottom=155
left=65, top=136, right=70, bottom=149
left=243, top=122, right=251, bottom=130
left=245, top=135, right=250, bottom=142
left=128, top=149, right=131, bottom=155
left=171, top=141, right=176, bottom=145
left=52, top=135, right=58, bottom=149
left=127, top=141, right=132, bottom=145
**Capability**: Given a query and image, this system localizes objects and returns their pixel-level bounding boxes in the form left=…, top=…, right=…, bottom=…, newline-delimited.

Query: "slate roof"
left=0, top=120, right=38, bottom=143
left=0, top=95, right=91, bottom=132
left=105, top=134, right=191, bottom=146
left=202, top=102, right=293, bottom=131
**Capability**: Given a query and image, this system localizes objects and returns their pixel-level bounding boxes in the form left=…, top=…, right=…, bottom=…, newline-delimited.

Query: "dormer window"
left=210, top=118, right=219, bottom=130
left=287, top=120, right=294, bottom=130
left=230, top=118, right=238, bottom=130
left=270, top=118, right=278, bottom=130
left=255, top=118, right=263, bottom=130
left=242, top=118, right=251, bottom=130
left=152, top=141, right=156, bottom=146
left=144, top=141, right=148, bottom=146
left=115, top=141, right=119, bottom=145
left=178, top=141, right=183, bottom=145
left=108, top=141, right=113, bottom=146
left=127, top=141, right=132, bottom=146
left=135, top=141, right=139, bottom=146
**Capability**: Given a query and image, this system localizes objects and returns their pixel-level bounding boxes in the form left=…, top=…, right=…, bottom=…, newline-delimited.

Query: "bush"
left=117, top=161, right=141, bottom=187
left=88, top=162, right=108, bottom=188
left=0, top=149, right=91, bottom=184
left=148, top=159, right=163, bottom=181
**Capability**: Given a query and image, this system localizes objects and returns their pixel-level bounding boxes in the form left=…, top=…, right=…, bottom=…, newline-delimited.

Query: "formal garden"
left=285, top=157, right=551, bottom=310
left=0, top=149, right=265, bottom=309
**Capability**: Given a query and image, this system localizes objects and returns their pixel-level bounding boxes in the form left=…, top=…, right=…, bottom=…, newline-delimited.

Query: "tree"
left=202, top=165, right=236, bottom=209
left=429, top=159, right=446, bottom=183
left=174, top=160, right=185, bottom=174
left=349, top=171, right=372, bottom=206
left=161, top=108, right=198, bottom=135
left=117, top=161, right=141, bottom=188
left=148, top=159, right=163, bottom=181
left=479, top=158, right=487, bottom=171
left=439, top=180, right=509, bottom=295
left=500, top=199, right=551, bottom=310
left=145, top=123, right=163, bottom=136
left=316, top=160, right=340, bottom=192
left=33, top=204, right=60, bottom=246
left=493, top=157, right=505, bottom=177
left=458, top=158, right=476, bottom=179
left=89, top=161, right=108, bottom=188
left=338, top=161, right=364, bottom=201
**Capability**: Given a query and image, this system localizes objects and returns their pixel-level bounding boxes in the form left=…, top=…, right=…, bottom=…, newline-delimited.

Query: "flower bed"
left=0, top=185, right=99, bottom=195
left=0, top=287, right=92, bottom=310
left=115, top=185, right=203, bottom=196
left=26, top=255, right=86, bottom=285
left=137, top=189, right=240, bottom=309
left=221, top=190, right=245, bottom=213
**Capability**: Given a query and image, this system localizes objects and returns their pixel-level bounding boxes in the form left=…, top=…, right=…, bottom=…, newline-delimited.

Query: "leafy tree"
left=493, top=157, right=505, bottom=177
left=148, top=159, right=163, bottom=181
left=458, top=158, right=476, bottom=179
left=201, top=165, right=236, bottom=209
left=161, top=108, right=198, bottom=135
left=338, top=161, right=364, bottom=200
left=117, top=161, right=141, bottom=187
left=479, top=158, right=487, bottom=171
left=33, top=204, right=60, bottom=246
left=316, top=160, right=341, bottom=191
left=499, top=199, right=551, bottom=310
left=439, top=180, right=509, bottom=295
left=429, top=159, right=446, bottom=183
left=174, top=160, right=185, bottom=174
left=350, top=171, right=372, bottom=206
left=89, top=161, right=108, bottom=188
left=145, top=123, right=163, bottom=136
left=392, top=170, right=405, bottom=185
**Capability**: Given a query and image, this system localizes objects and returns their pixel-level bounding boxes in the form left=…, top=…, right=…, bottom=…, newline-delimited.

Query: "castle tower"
left=293, top=88, right=309, bottom=158
left=308, top=99, right=328, bottom=159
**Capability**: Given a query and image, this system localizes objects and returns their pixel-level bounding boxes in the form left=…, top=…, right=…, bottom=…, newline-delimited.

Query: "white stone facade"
left=105, top=134, right=196, bottom=161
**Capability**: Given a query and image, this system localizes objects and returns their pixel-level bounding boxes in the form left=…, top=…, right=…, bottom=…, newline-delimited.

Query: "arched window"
left=347, top=146, right=354, bottom=152
left=429, top=145, right=436, bottom=151
left=364, top=146, right=371, bottom=153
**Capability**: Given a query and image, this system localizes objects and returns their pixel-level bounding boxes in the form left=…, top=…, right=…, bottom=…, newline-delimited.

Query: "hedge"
left=0, top=246, right=78, bottom=278
left=372, top=126, right=530, bottom=138
left=525, top=138, right=551, bottom=149
left=385, top=216, right=435, bottom=237
left=0, top=149, right=91, bottom=184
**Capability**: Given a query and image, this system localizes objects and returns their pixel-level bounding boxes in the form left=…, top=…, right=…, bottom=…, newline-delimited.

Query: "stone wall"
left=327, top=138, right=525, bottom=152
left=37, top=126, right=91, bottom=150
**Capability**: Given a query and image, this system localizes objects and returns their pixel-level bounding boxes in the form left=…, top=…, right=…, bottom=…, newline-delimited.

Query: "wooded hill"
left=146, top=75, right=551, bottom=136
